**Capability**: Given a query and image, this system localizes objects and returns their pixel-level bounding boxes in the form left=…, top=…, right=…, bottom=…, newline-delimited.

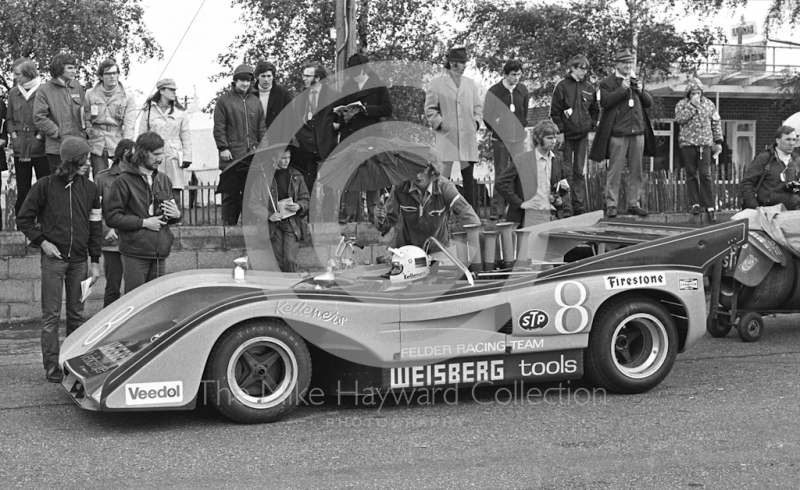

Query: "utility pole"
left=335, top=0, right=358, bottom=89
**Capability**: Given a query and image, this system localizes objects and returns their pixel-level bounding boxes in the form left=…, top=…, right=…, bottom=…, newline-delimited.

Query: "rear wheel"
left=584, top=296, right=678, bottom=394
left=204, top=320, right=311, bottom=423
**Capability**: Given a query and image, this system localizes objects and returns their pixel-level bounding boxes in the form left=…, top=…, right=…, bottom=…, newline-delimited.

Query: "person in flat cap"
left=16, top=136, right=102, bottom=383
left=213, top=63, right=266, bottom=225
left=424, top=46, right=484, bottom=210
left=589, top=48, right=655, bottom=218
left=337, top=52, right=393, bottom=223
left=140, top=78, right=193, bottom=206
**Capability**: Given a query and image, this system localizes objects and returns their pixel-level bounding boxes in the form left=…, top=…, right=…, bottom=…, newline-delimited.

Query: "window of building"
left=722, top=120, right=756, bottom=180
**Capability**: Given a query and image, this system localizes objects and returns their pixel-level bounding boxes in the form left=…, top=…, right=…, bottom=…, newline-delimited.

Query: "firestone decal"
left=275, top=300, right=347, bottom=325
left=604, top=272, right=667, bottom=290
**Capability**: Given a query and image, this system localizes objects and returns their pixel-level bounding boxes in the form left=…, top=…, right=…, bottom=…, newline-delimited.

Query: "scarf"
left=18, top=77, right=41, bottom=101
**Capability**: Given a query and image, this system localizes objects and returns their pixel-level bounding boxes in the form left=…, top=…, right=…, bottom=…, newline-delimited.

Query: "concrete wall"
left=0, top=222, right=393, bottom=324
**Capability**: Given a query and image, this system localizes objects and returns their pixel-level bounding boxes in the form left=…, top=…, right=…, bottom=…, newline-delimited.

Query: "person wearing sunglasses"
left=740, top=125, right=800, bottom=211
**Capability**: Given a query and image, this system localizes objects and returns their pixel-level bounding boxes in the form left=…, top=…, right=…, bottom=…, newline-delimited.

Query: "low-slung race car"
left=59, top=213, right=747, bottom=423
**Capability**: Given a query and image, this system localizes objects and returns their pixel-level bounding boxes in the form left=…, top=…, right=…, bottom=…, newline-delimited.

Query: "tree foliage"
left=0, top=0, right=162, bottom=91
left=457, top=0, right=723, bottom=101
left=212, top=0, right=452, bottom=129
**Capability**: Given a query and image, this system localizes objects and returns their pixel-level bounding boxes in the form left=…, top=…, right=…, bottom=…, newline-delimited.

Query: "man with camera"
left=588, top=48, right=654, bottom=218
left=105, top=132, right=181, bottom=293
left=740, top=125, right=800, bottom=211
left=496, top=120, right=572, bottom=227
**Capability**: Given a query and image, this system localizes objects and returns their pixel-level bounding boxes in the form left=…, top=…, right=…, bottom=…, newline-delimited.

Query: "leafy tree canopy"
left=457, top=0, right=724, bottom=101
left=0, top=0, right=162, bottom=91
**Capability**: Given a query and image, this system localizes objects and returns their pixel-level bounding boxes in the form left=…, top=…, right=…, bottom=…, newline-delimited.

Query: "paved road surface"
left=1, top=317, right=799, bottom=489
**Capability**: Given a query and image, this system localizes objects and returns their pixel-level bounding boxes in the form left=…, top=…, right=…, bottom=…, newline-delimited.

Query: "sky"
left=125, top=0, right=798, bottom=108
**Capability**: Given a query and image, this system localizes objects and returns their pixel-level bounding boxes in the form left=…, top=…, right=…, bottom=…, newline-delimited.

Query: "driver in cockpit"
left=374, top=159, right=480, bottom=248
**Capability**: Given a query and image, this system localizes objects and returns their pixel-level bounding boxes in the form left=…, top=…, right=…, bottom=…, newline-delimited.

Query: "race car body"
left=59, top=212, right=748, bottom=423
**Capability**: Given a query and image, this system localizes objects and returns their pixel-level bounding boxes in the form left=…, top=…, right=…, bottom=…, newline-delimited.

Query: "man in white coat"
left=424, top=47, right=484, bottom=209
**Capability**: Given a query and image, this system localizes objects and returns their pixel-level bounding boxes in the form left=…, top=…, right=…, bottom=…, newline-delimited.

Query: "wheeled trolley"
left=707, top=229, right=800, bottom=342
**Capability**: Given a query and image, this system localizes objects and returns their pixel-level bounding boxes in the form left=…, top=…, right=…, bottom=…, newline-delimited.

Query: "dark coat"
left=95, top=162, right=123, bottom=251
left=550, top=76, right=599, bottom=140
left=105, top=160, right=178, bottom=259
left=251, top=83, right=293, bottom=135
left=7, top=85, right=47, bottom=160
left=213, top=89, right=266, bottom=169
left=496, top=148, right=572, bottom=224
left=740, top=144, right=800, bottom=209
left=484, top=80, right=530, bottom=144
left=588, top=73, right=655, bottom=162
left=248, top=166, right=310, bottom=240
left=293, top=82, right=341, bottom=160
left=33, top=77, right=87, bottom=155
left=16, top=173, right=102, bottom=262
left=338, top=74, right=393, bottom=142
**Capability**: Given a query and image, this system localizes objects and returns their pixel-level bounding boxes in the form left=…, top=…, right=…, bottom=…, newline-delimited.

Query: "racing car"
left=58, top=212, right=747, bottom=423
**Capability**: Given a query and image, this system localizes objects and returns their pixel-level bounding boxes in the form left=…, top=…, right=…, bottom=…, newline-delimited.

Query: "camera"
left=787, top=181, right=800, bottom=194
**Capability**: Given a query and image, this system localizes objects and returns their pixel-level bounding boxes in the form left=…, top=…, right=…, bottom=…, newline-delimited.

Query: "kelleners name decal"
left=275, top=300, right=347, bottom=325
left=125, top=381, right=183, bottom=406
left=604, top=272, right=666, bottom=290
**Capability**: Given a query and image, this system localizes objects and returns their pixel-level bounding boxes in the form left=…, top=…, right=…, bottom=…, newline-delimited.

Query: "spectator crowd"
left=4, top=45, right=800, bottom=383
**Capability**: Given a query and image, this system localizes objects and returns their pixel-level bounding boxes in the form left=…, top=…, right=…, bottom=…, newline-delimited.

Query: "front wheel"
left=737, top=312, right=764, bottom=343
left=204, top=320, right=311, bottom=423
left=584, top=296, right=678, bottom=394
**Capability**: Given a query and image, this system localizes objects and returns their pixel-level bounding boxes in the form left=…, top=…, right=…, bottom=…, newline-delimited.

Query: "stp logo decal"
left=519, top=310, right=549, bottom=331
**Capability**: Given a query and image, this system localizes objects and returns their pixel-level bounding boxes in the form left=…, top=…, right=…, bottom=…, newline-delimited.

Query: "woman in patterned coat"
left=674, top=78, right=723, bottom=219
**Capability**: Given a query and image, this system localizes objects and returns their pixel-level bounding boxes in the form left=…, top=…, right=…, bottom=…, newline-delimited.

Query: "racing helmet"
left=388, top=246, right=431, bottom=284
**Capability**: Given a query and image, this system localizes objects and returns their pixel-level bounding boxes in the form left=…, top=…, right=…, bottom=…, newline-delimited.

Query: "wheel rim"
left=745, top=319, right=761, bottom=336
left=227, top=337, right=298, bottom=409
left=611, top=313, right=669, bottom=379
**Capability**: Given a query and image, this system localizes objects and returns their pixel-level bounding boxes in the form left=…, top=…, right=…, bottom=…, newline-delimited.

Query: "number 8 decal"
left=554, top=281, right=589, bottom=334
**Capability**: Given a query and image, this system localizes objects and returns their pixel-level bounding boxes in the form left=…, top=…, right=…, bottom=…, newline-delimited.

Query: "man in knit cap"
left=16, top=137, right=102, bottom=383
left=674, top=77, right=724, bottom=220
left=213, top=63, right=266, bottom=225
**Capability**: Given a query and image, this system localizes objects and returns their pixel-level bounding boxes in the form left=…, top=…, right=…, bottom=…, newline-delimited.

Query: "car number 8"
left=554, top=281, right=589, bottom=334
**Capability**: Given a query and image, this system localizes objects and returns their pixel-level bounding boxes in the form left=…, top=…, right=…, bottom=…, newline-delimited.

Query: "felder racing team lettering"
left=275, top=300, right=347, bottom=325
left=604, top=272, right=666, bottom=290
left=401, top=339, right=544, bottom=359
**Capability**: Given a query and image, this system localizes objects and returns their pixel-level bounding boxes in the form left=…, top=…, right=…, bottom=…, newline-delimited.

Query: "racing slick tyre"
left=737, top=312, right=764, bottom=343
left=204, top=320, right=311, bottom=424
left=584, top=295, right=678, bottom=394
left=706, top=314, right=732, bottom=338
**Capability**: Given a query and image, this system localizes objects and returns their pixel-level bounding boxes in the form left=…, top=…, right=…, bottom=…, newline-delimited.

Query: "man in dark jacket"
left=16, top=137, right=102, bottom=383
left=105, top=132, right=180, bottom=293
left=338, top=53, right=393, bottom=221
left=253, top=61, right=293, bottom=143
left=33, top=52, right=87, bottom=173
left=588, top=48, right=654, bottom=218
left=740, top=125, right=800, bottom=210
left=484, top=59, right=530, bottom=220
left=213, top=64, right=267, bottom=225
left=95, top=139, right=134, bottom=306
left=496, top=120, right=572, bottom=227
left=8, top=58, right=50, bottom=221
left=0, top=98, right=7, bottom=230
left=293, top=61, right=341, bottom=221
left=550, top=54, right=599, bottom=216
left=249, top=146, right=310, bottom=272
